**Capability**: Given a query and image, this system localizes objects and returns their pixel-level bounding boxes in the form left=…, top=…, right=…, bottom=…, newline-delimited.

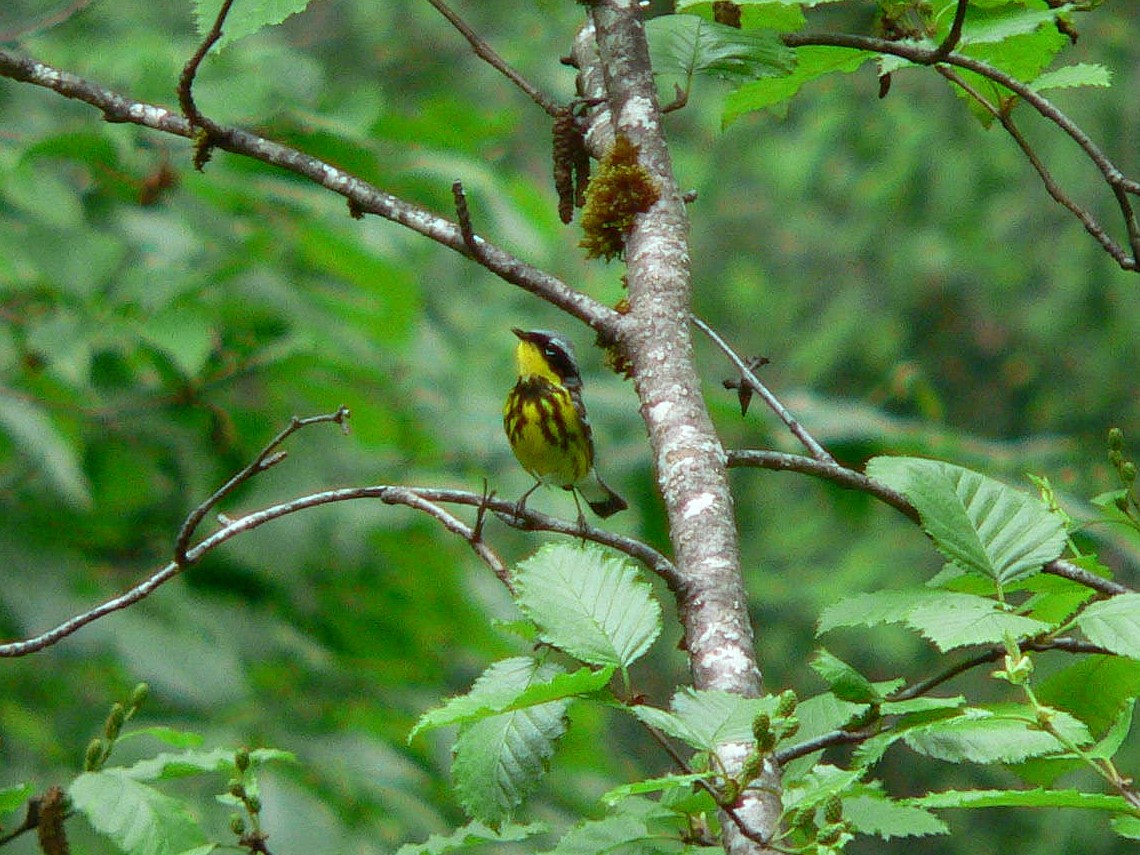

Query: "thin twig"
left=930, top=0, right=969, bottom=62
left=177, top=0, right=235, bottom=129
left=381, top=486, right=515, bottom=594
left=452, top=180, right=492, bottom=264
left=1, top=482, right=677, bottom=656
left=640, top=722, right=772, bottom=847
left=936, top=66, right=1132, bottom=268
left=781, top=30, right=1139, bottom=272
left=727, top=448, right=1133, bottom=597
left=0, top=0, right=95, bottom=42
left=0, top=49, right=620, bottom=331
left=776, top=638, right=1117, bottom=765
left=423, top=0, right=559, bottom=117
left=173, top=406, right=351, bottom=564
left=693, top=316, right=836, bottom=464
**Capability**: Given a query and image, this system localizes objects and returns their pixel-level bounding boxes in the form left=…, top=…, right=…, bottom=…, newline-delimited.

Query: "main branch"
left=583, top=3, right=780, bottom=851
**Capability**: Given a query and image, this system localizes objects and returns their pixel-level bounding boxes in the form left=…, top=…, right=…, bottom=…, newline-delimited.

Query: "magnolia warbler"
left=504, top=328, right=627, bottom=520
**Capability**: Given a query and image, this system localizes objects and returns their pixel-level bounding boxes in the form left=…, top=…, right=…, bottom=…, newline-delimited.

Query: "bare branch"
left=0, top=47, right=621, bottom=332
left=424, top=0, right=559, bottom=117
left=694, top=316, right=836, bottom=464
left=776, top=638, right=1117, bottom=765
left=781, top=30, right=1139, bottom=272
left=177, top=0, right=235, bottom=130
left=930, top=0, right=969, bottom=62
left=936, top=66, right=1135, bottom=269
left=728, top=448, right=1133, bottom=597
left=1, top=479, right=677, bottom=657
left=174, top=406, right=351, bottom=564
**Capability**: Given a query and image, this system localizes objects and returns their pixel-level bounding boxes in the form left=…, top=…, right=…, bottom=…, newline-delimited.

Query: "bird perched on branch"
left=503, top=328, right=627, bottom=522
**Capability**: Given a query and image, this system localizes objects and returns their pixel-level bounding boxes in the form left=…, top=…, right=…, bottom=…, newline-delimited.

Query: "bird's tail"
left=577, top=470, right=628, bottom=518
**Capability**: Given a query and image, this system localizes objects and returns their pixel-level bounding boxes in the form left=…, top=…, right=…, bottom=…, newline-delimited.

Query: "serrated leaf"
left=903, top=706, right=1091, bottom=764
left=628, top=688, right=778, bottom=752
left=1030, top=62, right=1112, bottom=92
left=811, top=649, right=881, bottom=703
left=451, top=659, right=569, bottom=824
left=411, top=663, right=614, bottom=740
left=70, top=770, right=208, bottom=855
left=906, top=592, right=1052, bottom=651
left=539, top=799, right=683, bottom=855
left=866, top=457, right=1066, bottom=588
left=913, top=787, right=1133, bottom=812
left=515, top=544, right=662, bottom=669
left=959, top=5, right=1073, bottom=48
left=671, top=688, right=778, bottom=750
left=395, top=820, right=547, bottom=855
left=843, top=794, right=949, bottom=839
left=646, top=14, right=794, bottom=83
left=818, top=590, right=934, bottom=633
left=122, top=747, right=294, bottom=781
left=194, top=0, right=314, bottom=49
left=0, top=390, right=90, bottom=507
left=1075, top=594, right=1140, bottom=659
left=724, top=45, right=873, bottom=123
left=881, top=696, right=967, bottom=717
left=1087, top=700, right=1134, bottom=761
left=601, top=773, right=708, bottom=806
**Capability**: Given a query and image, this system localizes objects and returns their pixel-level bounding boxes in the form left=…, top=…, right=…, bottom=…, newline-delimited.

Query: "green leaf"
left=1030, top=62, right=1112, bottom=92
left=1037, top=656, right=1140, bottom=734
left=818, top=590, right=934, bottom=632
left=811, top=649, right=881, bottom=703
left=194, top=0, right=315, bottom=48
left=134, top=307, right=216, bottom=379
left=724, top=45, right=873, bottom=124
left=903, top=705, right=1091, bottom=764
left=646, top=14, right=795, bottom=83
left=0, top=390, right=90, bottom=507
left=600, top=773, right=709, bottom=806
left=539, top=798, right=685, bottom=855
left=395, top=820, right=547, bottom=855
left=1113, top=814, right=1140, bottom=840
left=676, top=1, right=806, bottom=32
left=117, top=726, right=206, bottom=750
left=843, top=794, right=949, bottom=839
left=822, top=588, right=1051, bottom=651
left=866, top=457, right=1067, bottom=588
left=411, top=663, right=614, bottom=740
left=627, top=688, right=780, bottom=753
left=906, top=592, right=1052, bottom=651
left=880, top=696, right=967, bottom=717
left=451, top=659, right=570, bottom=824
left=70, top=770, right=209, bottom=855
left=122, top=747, right=294, bottom=781
left=1075, top=594, right=1140, bottom=659
left=1087, top=700, right=1134, bottom=761
left=515, top=544, right=662, bottom=669
left=0, top=783, right=34, bottom=814
left=959, top=5, right=1073, bottom=47
left=913, top=787, right=1134, bottom=812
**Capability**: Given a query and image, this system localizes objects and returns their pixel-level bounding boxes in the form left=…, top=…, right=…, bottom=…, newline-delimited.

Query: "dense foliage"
left=2, top=1, right=1139, bottom=853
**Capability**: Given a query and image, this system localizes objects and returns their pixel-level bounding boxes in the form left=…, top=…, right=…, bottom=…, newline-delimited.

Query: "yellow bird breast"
left=504, top=378, right=592, bottom=487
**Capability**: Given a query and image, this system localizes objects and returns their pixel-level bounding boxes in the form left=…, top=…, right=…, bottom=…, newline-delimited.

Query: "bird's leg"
left=514, top=480, right=541, bottom=522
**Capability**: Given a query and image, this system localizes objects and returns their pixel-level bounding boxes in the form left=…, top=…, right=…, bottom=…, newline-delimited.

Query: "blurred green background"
left=2, top=1, right=1139, bottom=852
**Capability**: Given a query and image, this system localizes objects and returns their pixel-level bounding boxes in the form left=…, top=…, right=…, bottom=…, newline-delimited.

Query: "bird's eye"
left=544, top=347, right=558, bottom=359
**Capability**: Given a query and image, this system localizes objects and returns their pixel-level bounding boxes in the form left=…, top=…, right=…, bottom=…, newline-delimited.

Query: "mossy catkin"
left=579, top=134, right=659, bottom=262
